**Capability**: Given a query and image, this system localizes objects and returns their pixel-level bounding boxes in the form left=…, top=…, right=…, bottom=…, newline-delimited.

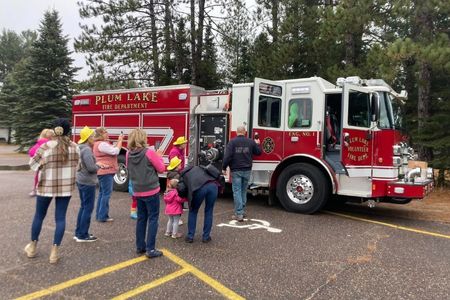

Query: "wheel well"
left=270, top=156, right=335, bottom=194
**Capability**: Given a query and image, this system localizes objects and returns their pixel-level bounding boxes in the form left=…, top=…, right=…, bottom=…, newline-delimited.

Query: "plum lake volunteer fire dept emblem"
left=262, top=137, right=275, bottom=154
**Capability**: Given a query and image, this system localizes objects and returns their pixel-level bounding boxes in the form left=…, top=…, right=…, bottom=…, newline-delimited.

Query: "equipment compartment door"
left=251, top=78, right=286, bottom=163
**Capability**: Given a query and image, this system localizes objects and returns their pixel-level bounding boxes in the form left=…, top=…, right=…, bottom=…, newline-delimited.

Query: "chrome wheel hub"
left=114, top=163, right=128, bottom=184
left=286, top=175, right=314, bottom=204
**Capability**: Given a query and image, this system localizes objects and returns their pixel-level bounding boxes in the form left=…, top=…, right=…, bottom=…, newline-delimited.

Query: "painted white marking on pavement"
left=217, top=219, right=282, bottom=233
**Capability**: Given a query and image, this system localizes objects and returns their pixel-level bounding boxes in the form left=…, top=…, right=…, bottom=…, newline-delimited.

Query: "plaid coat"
left=29, top=140, right=80, bottom=197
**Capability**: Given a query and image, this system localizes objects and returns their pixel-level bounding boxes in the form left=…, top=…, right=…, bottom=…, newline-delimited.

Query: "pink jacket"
left=29, top=138, right=49, bottom=157
left=168, top=146, right=185, bottom=169
left=164, top=189, right=187, bottom=216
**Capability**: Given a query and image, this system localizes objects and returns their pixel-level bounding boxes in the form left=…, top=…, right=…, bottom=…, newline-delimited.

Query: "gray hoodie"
left=76, top=143, right=99, bottom=186
left=127, top=148, right=159, bottom=193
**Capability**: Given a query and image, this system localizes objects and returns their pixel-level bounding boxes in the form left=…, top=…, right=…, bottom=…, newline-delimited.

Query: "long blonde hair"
left=53, top=125, right=71, bottom=163
left=127, top=128, right=147, bottom=150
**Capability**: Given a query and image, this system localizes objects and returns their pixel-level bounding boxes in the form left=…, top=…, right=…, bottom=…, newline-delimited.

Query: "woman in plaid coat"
left=24, top=118, right=80, bottom=264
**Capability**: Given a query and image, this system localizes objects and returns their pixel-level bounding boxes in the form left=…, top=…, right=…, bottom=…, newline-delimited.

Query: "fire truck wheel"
left=276, top=163, right=330, bottom=214
left=113, top=155, right=129, bottom=192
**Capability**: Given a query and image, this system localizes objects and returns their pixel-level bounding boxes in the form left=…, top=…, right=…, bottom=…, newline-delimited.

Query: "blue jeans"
left=136, top=194, right=160, bottom=252
left=75, top=183, right=96, bottom=239
left=187, top=182, right=218, bottom=240
left=31, top=196, right=71, bottom=245
left=231, top=170, right=251, bottom=216
left=96, top=174, right=114, bottom=221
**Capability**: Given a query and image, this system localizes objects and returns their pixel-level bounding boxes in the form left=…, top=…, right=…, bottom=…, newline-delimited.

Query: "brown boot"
left=24, top=241, right=37, bottom=258
left=49, top=244, right=59, bottom=264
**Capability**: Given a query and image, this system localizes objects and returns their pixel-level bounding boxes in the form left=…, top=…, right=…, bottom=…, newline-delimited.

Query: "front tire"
left=276, top=163, right=330, bottom=214
left=113, top=154, right=129, bottom=192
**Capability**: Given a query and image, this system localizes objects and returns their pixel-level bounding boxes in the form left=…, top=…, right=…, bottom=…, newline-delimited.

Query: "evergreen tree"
left=220, top=0, right=253, bottom=83
left=0, top=30, right=37, bottom=143
left=12, top=10, right=78, bottom=149
left=173, top=18, right=192, bottom=84
left=197, top=23, right=221, bottom=89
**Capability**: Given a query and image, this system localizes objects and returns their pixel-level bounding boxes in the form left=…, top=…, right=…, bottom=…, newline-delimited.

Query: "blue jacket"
left=222, top=136, right=262, bottom=171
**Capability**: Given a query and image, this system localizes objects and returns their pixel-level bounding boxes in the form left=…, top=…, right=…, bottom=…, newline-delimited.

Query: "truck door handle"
left=344, top=132, right=350, bottom=143
left=344, top=132, right=350, bottom=147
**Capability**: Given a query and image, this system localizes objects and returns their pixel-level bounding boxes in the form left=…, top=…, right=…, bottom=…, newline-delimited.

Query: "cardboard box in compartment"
left=408, top=161, right=428, bottom=180
left=408, top=161, right=428, bottom=169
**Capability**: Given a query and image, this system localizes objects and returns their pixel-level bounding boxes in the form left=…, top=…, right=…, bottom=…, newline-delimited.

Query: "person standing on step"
left=127, top=129, right=166, bottom=258
left=25, top=118, right=80, bottom=264
left=168, top=136, right=188, bottom=170
left=168, top=136, right=188, bottom=225
left=222, top=125, right=261, bottom=222
left=74, top=126, right=108, bottom=242
left=93, top=127, right=123, bottom=222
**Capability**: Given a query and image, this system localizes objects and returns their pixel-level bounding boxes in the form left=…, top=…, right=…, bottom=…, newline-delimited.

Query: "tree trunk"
left=149, top=0, right=160, bottom=85
left=190, top=0, right=196, bottom=85
left=164, top=0, right=172, bottom=80
left=271, top=0, right=279, bottom=43
left=415, top=1, right=433, bottom=161
left=417, top=60, right=432, bottom=161
left=344, top=33, right=355, bottom=67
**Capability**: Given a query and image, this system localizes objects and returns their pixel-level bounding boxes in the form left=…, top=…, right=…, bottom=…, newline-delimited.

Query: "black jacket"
left=222, top=135, right=262, bottom=171
left=177, top=165, right=221, bottom=206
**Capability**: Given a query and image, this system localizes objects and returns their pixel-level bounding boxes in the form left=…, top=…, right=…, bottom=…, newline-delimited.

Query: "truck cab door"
left=341, top=84, right=376, bottom=184
left=251, top=78, right=286, bottom=162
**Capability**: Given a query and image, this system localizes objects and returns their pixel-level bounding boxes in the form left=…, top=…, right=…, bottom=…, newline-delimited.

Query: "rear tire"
left=276, top=163, right=330, bottom=214
left=113, top=155, right=129, bottom=192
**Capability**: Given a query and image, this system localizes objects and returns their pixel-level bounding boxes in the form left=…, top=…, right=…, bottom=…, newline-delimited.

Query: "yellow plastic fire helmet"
left=167, top=157, right=182, bottom=171
left=173, top=136, right=188, bottom=145
left=78, top=126, right=95, bottom=144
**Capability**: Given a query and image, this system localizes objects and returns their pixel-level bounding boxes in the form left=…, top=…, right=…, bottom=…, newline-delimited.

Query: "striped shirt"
left=29, top=140, right=80, bottom=197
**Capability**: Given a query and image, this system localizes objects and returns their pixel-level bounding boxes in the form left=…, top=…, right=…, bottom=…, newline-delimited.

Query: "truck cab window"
left=288, top=99, right=312, bottom=128
left=258, top=96, right=281, bottom=128
left=348, top=91, right=370, bottom=128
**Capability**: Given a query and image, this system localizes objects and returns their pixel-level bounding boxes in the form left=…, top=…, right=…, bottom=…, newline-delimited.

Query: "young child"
left=164, top=177, right=187, bottom=239
left=128, top=180, right=137, bottom=220
left=167, top=157, right=185, bottom=225
left=28, top=129, right=54, bottom=196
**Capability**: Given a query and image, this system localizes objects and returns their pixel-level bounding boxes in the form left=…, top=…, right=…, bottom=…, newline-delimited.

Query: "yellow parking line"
left=15, top=256, right=148, bottom=300
left=163, top=249, right=245, bottom=300
left=16, top=249, right=244, bottom=300
left=111, top=268, right=189, bottom=300
left=325, top=211, right=450, bottom=239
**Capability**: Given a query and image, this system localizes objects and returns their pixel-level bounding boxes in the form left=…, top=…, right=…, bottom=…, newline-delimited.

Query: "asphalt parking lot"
left=0, top=152, right=449, bottom=299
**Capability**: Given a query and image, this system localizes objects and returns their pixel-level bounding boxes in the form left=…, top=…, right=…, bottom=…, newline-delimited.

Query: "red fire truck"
left=72, top=76, right=434, bottom=213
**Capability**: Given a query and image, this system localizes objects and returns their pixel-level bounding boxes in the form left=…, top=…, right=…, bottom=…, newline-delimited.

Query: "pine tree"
left=197, top=23, right=221, bottom=89
left=12, top=10, right=78, bottom=149
left=0, top=30, right=37, bottom=143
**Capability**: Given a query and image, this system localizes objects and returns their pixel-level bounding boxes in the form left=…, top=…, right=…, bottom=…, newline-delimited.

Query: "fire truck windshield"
left=377, top=92, right=395, bottom=129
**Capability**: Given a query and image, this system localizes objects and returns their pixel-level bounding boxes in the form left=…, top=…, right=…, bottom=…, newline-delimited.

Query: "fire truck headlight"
left=393, top=156, right=402, bottom=167
left=393, top=145, right=401, bottom=156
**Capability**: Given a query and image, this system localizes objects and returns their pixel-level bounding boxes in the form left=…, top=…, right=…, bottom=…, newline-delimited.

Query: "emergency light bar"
left=336, top=76, right=362, bottom=86
left=291, top=86, right=311, bottom=95
left=73, top=99, right=90, bottom=106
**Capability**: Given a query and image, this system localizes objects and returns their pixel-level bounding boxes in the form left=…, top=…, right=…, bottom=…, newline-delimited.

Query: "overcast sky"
left=0, top=0, right=89, bottom=80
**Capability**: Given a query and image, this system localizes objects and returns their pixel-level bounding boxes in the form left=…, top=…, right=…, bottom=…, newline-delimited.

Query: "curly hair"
left=127, top=128, right=147, bottom=150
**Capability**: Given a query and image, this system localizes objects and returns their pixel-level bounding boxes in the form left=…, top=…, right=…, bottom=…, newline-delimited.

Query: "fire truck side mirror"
left=370, top=92, right=380, bottom=122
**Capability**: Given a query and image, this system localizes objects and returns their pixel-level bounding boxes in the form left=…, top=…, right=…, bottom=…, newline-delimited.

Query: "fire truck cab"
left=72, top=76, right=434, bottom=214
